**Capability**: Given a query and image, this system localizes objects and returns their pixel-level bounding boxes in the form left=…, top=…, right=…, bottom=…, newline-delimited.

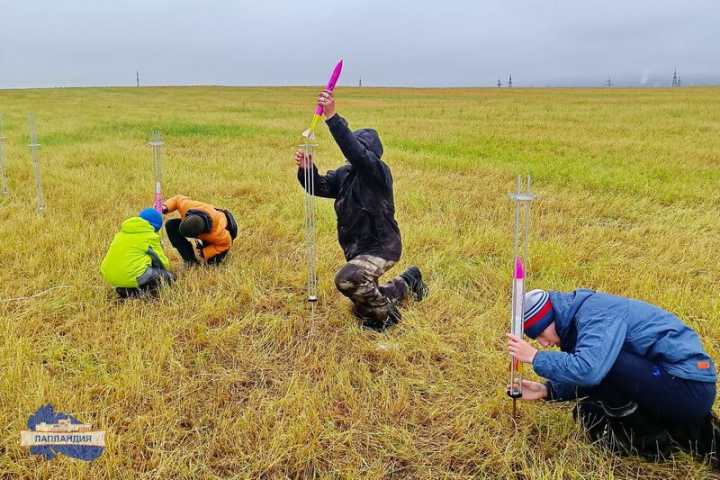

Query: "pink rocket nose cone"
left=326, top=60, right=343, bottom=90
left=515, top=257, right=524, bottom=279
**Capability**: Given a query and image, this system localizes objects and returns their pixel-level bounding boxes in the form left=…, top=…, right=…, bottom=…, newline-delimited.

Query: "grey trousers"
left=334, top=254, right=408, bottom=326
left=116, top=266, right=176, bottom=299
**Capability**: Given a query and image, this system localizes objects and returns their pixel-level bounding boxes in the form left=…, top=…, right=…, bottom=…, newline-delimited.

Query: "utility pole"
left=359, top=76, right=362, bottom=87
left=508, top=74, right=513, bottom=88
left=606, top=77, right=613, bottom=87
left=137, top=71, right=140, bottom=87
left=672, top=69, right=678, bottom=87
left=497, top=76, right=503, bottom=88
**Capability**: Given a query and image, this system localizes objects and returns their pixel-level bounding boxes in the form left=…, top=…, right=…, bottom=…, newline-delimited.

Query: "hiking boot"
left=607, top=404, right=672, bottom=460
left=573, top=400, right=609, bottom=443
left=575, top=399, right=671, bottom=460
left=183, top=259, right=200, bottom=267
left=601, top=400, right=638, bottom=418
left=354, top=304, right=401, bottom=333
left=670, top=412, right=720, bottom=459
left=400, top=266, right=429, bottom=301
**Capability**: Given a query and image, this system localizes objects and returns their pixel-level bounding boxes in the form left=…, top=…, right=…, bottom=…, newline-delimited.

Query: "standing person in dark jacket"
left=295, top=89, right=428, bottom=331
left=507, top=288, right=718, bottom=460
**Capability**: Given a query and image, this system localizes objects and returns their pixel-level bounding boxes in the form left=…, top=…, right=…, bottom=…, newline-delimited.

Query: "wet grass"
left=0, top=85, right=718, bottom=478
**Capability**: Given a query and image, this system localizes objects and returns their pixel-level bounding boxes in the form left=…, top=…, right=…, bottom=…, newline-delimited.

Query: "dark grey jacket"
left=297, top=114, right=402, bottom=261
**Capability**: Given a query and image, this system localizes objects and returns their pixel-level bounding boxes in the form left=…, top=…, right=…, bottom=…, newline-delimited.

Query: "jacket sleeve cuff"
left=543, top=381, right=557, bottom=401
left=325, top=114, right=347, bottom=132
left=202, top=245, right=217, bottom=259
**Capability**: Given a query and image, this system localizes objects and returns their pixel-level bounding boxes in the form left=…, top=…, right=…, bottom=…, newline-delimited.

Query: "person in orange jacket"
left=162, top=195, right=238, bottom=266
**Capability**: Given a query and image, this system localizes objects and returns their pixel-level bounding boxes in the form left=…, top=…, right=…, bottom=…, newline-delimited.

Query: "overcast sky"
left=2, top=0, right=719, bottom=89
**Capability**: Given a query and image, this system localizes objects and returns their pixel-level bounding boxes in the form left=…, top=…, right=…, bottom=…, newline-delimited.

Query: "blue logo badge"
left=19, top=404, right=106, bottom=461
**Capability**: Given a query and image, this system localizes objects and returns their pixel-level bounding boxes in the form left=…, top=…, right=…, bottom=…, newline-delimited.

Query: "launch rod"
left=0, top=112, right=7, bottom=196
left=149, top=130, right=164, bottom=215
left=300, top=142, right=318, bottom=321
left=507, top=174, right=536, bottom=420
left=29, top=115, right=44, bottom=212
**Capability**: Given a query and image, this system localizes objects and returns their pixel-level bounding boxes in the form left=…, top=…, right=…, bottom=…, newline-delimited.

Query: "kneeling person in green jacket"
left=101, top=208, right=176, bottom=298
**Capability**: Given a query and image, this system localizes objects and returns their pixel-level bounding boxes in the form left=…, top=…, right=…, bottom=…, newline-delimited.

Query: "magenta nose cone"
left=515, top=257, right=524, bottom=279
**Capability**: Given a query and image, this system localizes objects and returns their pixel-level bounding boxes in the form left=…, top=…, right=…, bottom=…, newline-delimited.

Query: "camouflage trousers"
left=334, top=254, right=409, bottom=327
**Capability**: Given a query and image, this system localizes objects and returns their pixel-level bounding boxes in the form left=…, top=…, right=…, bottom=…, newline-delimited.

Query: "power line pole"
left=672, top=69, right=678, bottom=87
left=359, top=76, right=362, bottom=87
left=497, top=76, right=503, bottom=87
left=508, top=74, right=513, bottom=88
left=606, top=77, right=613, bottom=87
left=137, top=71, right=140, bottom=87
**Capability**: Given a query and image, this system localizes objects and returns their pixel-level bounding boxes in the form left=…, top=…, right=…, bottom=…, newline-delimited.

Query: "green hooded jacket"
left=101, top=217, right=170, bottom=288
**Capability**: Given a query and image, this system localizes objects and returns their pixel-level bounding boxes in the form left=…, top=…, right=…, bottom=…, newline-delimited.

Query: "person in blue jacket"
left=295, top=89, right=428, bottom=332
left=507, top=288, right=718, bottom=460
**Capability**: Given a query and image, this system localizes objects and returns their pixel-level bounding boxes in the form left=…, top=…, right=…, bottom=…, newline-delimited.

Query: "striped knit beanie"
left=523, top=289, right=555, bottom=339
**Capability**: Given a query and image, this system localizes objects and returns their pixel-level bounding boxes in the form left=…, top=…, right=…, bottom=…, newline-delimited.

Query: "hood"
left=353, top=128, right=383, bottom=159
left=548, top=289, right=595, bottom=345
left=121, top=216, right=157, bottom=234
left=186, top=209, right=213, bottom=233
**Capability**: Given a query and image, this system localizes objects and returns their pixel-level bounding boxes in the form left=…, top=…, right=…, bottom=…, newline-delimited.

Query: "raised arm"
left=316, top=90, right=390, bottom=185
left=325, top=115, right=384, bottom=175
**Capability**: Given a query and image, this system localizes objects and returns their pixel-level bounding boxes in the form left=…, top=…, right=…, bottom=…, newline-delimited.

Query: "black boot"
left=400, top=266, right=429, bottom=301
left=668, top=412, right=720, bottom=460
left=575, top=399, right=672, bottom=461
left=573, top=399, right=610, bottom=444
left=353, top=304, right=401, bottom=332
left=601, top=400, right=638, bottom=418
left=605, top=403, right=672, bottom=461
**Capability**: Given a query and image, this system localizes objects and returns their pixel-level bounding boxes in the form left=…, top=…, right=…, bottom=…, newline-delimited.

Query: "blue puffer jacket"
left=533, top=289, right=717, bottom=401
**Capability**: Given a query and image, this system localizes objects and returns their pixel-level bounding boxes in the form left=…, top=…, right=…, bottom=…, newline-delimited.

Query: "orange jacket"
left=163, top=195, right=232, bottom=260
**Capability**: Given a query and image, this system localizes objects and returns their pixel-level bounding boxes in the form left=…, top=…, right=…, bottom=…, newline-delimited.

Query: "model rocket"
left=302, top=60, right=343, bottom=139
left=509, top=256, right=525, bottom=400
left=512, top=256, right=525, bottom=344
left=155, top=182, right=162, bottom=212
left=149, top=131, right=164, bottom=214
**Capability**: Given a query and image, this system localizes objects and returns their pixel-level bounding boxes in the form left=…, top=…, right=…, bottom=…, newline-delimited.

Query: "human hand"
left=505, top=380, right=548, bottom=401
left=506, top=333, right=539, bottom=364
left=295, top=149, right=313, bottom=169
left=195, top=241, right=204, bottom=258
left=318, top=89, right=336, bottom=119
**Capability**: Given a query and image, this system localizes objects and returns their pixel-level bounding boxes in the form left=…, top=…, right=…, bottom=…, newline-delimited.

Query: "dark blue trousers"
left=591, top=350, right=715, bottom=423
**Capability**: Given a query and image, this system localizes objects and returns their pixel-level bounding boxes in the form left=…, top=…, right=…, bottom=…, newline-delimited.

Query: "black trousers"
left=166, top=218, right=200, bottom=264
left=590, top=350, right=715, bottom=423
left=165, top=216, right=233, bottom=265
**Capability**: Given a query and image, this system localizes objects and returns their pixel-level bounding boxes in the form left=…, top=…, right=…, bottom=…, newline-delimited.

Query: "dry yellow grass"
left=0, top=85, right=718, bottom=478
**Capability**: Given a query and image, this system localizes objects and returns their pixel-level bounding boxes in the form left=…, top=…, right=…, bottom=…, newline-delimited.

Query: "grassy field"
left=0, top=85, right=719, bottom=478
